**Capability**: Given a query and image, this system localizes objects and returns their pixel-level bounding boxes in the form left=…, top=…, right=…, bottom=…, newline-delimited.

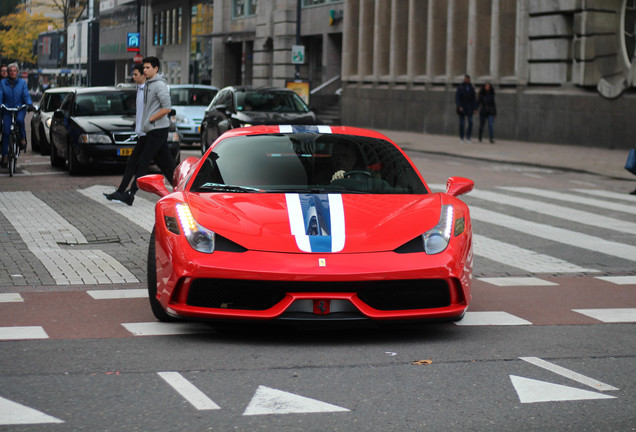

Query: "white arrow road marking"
left=510, top=376, right=616, bottom=403
left=520, top=357, right=618, bottom=391
left=121, top=322, right=212, bottom=336
left=0, top=396, right=64, bottom=425
left=157, top=372, right=220, bottom=410
left=243, top=385, right=350, bottom=416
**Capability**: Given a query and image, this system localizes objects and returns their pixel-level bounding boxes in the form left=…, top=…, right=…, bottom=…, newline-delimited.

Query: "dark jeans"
left=116, top=135, right=146, bottom=193
left=458, top=112, right=473, bottom=140
left=128, top=128, right=175, bottom=194
left=479, top=114, right=494, bottom=141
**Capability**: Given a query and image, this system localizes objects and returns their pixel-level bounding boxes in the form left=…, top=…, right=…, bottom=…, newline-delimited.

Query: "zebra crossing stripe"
left=573, top=188, right=636, bottom=203
left=473, top=235, right=598, bottom=274
left=79, top=185, right=155, bottom=232
left=0, top=192, right=138, bottom=285
left=469, top=189, right=636, bottom=235
left=470, top=206, right=636, bottom=262
left=499, top=187, right=636, bottom=216
left=0, top=326, right=49, bottom=340
left=572, top=308, right=636, bottom=323
left=594, top=276, right=636, bottom=285
left=454, top=311, right=532, bottom=326
left=478, top=277, right=558, bottom=287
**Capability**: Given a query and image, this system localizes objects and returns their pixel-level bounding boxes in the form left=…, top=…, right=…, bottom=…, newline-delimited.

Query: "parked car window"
left=43, top=93, right=68, bottom=111
left=170, top=88, right=217, bottom=106
left=60, top=93, right=74, bottom=112
left=235, top=90, right=309, bottom=113
left=74, top=92, right=136, bottom=117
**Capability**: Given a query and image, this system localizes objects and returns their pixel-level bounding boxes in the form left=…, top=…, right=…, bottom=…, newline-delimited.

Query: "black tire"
left=147, top=228, right=176, bottom=322
left=40, top=125, right=51, bottom=155
left=50, top=140, right=64, bottom=167
left=31, top=124, right=40, bottom=152
left=67, top=142, right=84, bottom=175
left=8, top=134, right=17, bottom=177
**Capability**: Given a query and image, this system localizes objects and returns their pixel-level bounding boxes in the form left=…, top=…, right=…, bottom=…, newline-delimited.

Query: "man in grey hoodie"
left=106, top=56, right=176, bottom=205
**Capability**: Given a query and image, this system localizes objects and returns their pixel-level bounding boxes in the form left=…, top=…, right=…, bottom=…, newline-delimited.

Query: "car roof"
left=169, top=84, right=218, bottom=90
left=42, top=86, right=79, bottom=94
left=73, top=86, right=134, bottom=94
left=220, top=85, right=297, bottom=93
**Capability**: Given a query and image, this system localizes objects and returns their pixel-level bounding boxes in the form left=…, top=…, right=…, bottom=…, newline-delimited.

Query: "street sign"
left=133, top=53, right=143, bottom=64
left=127, top=32, right=140, bottom=52
left=291, top=45, right=305, bottom=64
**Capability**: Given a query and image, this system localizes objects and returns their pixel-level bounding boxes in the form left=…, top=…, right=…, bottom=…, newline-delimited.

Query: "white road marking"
left=509, top=376, right=616, bottom=404
left=0, top=191, right=138, bottom=285
left=157, top=372, right=221, bottom=410
left=500, top=187, right=636, bottom=216
left=572, top=308, right=636, bottom=323
left=0, top=293, right=24, bottom=303
left=478, top=277, right=558, bottom=287
left=0, top=396, right=64, bottom=425
left=520, top=357, right=618, bottom=391
left=0, top=326, right=49, bottom=341
left=470, top=206, right=636, bottom=261
left=243, top=385, right=350, bottom=416
left=594, top=276, right=636, bottom=285
left=121, top=322, right=212, bottom=336
left=79, top=185, right=155, bottom=232
left=470, top=189, right=636, bottom=235
left=573, top=188, right=636, bottom=203
left=474, top=235, right=597, bottom=274
left=454, top=311, right=532, bottom=326
left=87, top=289, right=147, bottom=299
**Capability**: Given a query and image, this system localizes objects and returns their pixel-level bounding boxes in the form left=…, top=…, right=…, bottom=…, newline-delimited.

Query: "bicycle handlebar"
left=1, top=104, right=29, bottom=111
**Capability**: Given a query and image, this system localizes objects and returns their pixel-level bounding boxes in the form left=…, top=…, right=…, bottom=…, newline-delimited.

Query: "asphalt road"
left=0, top=127, right=634, bottom=431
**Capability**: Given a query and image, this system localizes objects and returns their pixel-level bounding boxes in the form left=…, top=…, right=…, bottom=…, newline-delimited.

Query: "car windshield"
left=74, top=92, right=136, bottom=116
left=170, top=88, right=217, bottom=106
left=190, top=133, right=428, bottom=194
left=235, top=90, right=309, bottom=113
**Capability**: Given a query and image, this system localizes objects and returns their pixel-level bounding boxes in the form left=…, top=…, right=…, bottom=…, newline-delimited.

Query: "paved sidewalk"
left=377, top=129, right=635, bottom=182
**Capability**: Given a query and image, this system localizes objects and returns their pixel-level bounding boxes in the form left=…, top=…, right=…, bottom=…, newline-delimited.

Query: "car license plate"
left=118, top=147, right=134, bottom=156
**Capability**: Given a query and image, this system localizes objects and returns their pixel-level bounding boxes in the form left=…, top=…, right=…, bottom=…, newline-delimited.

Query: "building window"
left=233, top=0, right=257, bottom=18
left=153, top=8, right=183, bottom=46
left=302, top=0, right=342, bottom=6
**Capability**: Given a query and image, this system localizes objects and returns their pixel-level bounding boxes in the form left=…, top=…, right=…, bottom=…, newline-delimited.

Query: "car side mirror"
left=137, top=174, right=171, bottom=197
left=446, top=176, right=474, bottom=197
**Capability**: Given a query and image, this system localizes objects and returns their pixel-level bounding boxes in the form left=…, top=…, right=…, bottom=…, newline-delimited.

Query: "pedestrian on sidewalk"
left=477, top=82, right=497, bottom=143
left=104, top=64, right=148, bottom=204
left=455, top=74, right=476, bottom=144
left=104, top=57, right=175, bottom=206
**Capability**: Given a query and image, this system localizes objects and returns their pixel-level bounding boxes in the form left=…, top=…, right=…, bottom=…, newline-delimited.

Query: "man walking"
left=104, top=64, right=147, bottom=203
left=104, top=57, right=175, bottom=205
left=455, top=74, right=476, bottom=144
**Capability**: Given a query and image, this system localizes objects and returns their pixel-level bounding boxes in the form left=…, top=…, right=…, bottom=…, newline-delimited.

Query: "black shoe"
left=104, top=190, right=134, bottom=205
left=630, top=188, right=636, bottom=195
left=1, top=156, right=7, bottom=168
left=490, top=138, right=495, bottom=143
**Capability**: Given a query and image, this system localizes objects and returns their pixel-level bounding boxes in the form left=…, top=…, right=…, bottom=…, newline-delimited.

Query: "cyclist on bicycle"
left=1, top=63, right=32, bottom=168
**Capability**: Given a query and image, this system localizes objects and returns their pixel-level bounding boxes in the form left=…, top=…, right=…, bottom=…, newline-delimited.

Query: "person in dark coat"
left=477, top=82, right=497, bottom=143
left=455, top=74, right=476, bottom=143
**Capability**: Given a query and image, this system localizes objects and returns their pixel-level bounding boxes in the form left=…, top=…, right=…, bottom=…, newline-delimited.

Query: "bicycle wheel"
left=8, top=133, right=17, bottom=177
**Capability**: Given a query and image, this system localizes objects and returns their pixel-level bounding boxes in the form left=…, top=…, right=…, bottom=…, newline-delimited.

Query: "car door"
left=50, top=92, right=74, bottom=158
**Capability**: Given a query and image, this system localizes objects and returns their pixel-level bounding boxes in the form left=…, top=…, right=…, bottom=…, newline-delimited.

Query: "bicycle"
left=1, top=104, right=29, bottom=177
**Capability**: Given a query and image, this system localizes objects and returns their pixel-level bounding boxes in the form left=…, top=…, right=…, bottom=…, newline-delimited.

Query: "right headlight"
left=422, top=205, right=454, bottom=254
left=175, top=203, right=215, bottom=253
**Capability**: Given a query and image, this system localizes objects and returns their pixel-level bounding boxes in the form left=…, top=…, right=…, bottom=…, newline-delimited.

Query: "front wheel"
left=8, top=134, right=18, bottom=177
left=147, top=228, right=176, bottom=322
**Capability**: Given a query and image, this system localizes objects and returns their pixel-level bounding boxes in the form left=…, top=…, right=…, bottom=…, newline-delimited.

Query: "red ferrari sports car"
left=138, top=125, right=474, bottom=323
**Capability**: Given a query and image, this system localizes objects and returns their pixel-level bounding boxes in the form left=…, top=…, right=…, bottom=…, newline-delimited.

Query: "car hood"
left=73, top=115, right=135, bottom=133
left=235, top=111, right=316, bottom=125
left=185, top=192, right=443, bottom=253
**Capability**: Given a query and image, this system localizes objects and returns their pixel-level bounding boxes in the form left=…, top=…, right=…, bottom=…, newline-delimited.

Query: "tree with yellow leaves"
left=0, top=4, right=56, bottom=64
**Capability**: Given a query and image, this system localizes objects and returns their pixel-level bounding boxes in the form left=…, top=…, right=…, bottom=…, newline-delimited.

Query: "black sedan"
left=49, top=87, right=180, bottom=175
left=31, top=87, right=77, bottom=155
left=200, top=86, right=318, bottom=154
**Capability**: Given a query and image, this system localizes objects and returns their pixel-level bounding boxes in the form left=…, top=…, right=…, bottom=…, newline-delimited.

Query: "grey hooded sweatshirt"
left=141, top=72, right=171, bottom=133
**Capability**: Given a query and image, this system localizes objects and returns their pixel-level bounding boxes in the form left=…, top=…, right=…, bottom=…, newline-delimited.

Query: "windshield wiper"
left=197, top=183, right=264, bottom=193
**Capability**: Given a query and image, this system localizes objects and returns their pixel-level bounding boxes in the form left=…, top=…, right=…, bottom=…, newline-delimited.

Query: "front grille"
left=186, top=279, right=451, bottom=311
left=113, top=132, right=137, bottom=145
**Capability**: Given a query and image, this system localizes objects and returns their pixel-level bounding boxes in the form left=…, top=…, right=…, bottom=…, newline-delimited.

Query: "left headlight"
left=175, top=203, right=215, bottom=253
left=172, top=114, right=189, bottom=124
left=422, top=205, right=454, bottom=255
left=79, top=134, right=112, bottom=144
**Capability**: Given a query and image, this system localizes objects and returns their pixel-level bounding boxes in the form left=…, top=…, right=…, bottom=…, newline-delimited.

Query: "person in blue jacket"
left=1, top=63, right=32, bottom=167
left=455, top=74, right=476, bottom=144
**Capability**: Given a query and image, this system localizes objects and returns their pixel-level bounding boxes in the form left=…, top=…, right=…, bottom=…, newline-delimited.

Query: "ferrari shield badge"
left=318, top=258, right=326, bottom=267
left=313, top=299, right=330, bottom=315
